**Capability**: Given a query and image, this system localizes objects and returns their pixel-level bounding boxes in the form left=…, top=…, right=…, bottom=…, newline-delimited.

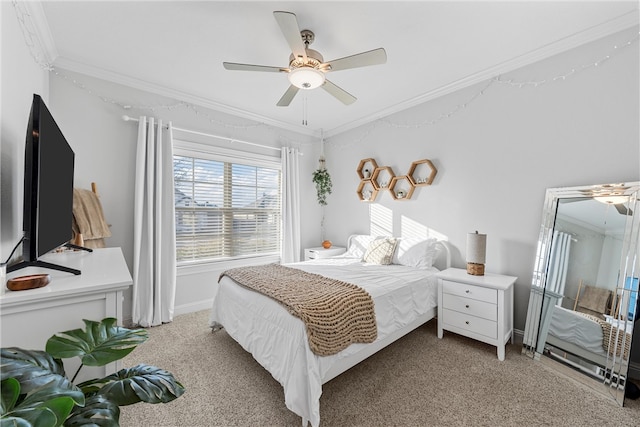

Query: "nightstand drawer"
left=442, top=293, right=497, bottom=321
left=442, top=309, right=497, bottom=339
left=442, top=280, right=497, bottom=304
left=304, top=247, right=346, bottom=261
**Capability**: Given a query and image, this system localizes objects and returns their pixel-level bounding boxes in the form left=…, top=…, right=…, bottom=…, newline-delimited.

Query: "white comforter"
left=209, top=257, right=439, bottom=427
left=548, top=306, right=635, bottom=357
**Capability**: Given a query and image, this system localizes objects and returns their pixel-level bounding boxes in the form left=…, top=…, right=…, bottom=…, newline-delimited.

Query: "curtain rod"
left=122, top=115, right=282, bottom=152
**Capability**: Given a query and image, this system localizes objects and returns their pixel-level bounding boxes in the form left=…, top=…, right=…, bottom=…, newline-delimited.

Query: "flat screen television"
left=7, top=94, right=86, bottom=275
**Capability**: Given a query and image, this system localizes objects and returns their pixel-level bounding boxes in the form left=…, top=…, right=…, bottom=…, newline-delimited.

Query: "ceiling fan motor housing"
left=289, top=49, right=325, bottom=69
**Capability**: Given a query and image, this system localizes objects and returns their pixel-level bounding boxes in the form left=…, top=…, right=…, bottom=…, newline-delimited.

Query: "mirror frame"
left=522, top=182, right=640, bottom=405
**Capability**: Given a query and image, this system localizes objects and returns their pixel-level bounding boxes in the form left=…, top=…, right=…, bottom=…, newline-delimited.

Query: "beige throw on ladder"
left=220, top=264, right=377, bottom=356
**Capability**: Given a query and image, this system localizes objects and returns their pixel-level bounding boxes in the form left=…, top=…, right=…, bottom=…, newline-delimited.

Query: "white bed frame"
left=212, top=237, right=452, bottom=427
left=545, top=334, right=609, bottom=369
left=303, top=239, right=452, bottom=425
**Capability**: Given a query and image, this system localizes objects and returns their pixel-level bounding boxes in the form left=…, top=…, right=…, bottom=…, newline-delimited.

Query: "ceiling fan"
left=223, top=11, right=387, bottom=107
left=579, top=184, right=634, bottom=216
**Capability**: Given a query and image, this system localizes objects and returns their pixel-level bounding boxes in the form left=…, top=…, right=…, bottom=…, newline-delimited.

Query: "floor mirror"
left=523, top=182, right=640, bottom=405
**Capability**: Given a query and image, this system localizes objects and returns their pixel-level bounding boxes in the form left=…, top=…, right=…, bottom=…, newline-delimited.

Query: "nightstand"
left=437, top=267, right=516, bottom=361
left=304, top=246, right=346, bottom=261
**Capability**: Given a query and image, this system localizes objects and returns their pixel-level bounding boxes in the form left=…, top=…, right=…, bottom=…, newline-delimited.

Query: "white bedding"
left=548, top=305, right=607, bottom=356
left=547, top=306, right=634, bottom=358
left=209, top=257, right=439, bottom=427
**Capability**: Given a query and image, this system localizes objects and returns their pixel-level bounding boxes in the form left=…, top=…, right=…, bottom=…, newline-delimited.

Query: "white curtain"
left=132, top=117, right=177, bottom=327
left=547, top=230, right=572, bottom=303
left=281, top=147, right=301, bottom=263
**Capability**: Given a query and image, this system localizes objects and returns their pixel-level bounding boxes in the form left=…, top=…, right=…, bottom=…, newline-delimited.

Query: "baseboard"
left=174, top=299, right=213, bottom=316
left=122, top=300, right=213, bottom=327
left=513, top=328, right=524, bottom=345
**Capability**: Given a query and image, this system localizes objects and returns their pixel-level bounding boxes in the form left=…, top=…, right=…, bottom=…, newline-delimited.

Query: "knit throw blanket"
left=219, top=264, right=377, bottom=356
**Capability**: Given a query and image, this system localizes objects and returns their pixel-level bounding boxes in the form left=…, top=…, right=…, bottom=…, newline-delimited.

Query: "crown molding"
left=21, top=1, right=58, bottom=65
left=324, top=10, right=639, bottom=138
left=52, top=57, right=316, bottom=137
left=29, top=4, right=638, bottom=140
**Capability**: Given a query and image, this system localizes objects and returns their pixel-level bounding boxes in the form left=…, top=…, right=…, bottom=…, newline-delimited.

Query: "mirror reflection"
left=523, top=183, right=640, bottom=406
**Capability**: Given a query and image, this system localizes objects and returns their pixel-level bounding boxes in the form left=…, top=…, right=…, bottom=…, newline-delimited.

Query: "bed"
left=545, top=305, right=633, bottom=370
left=209, top=235, right=451, bottom=427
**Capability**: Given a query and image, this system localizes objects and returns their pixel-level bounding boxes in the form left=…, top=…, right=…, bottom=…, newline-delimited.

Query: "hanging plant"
left=312, top=157, right=332, bottom=206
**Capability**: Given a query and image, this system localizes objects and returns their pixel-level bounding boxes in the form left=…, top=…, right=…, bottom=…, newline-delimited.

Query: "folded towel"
left=72, top=188, right=111, bottom=244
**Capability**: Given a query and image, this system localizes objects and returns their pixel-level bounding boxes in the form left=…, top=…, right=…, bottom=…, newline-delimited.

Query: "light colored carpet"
left=119, top=310, right=640, bottom=426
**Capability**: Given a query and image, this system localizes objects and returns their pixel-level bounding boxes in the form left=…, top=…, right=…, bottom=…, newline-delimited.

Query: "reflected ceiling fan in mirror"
left=223, top=11, right=387, bottom=106
left=579, top=184, right=634, bottom=215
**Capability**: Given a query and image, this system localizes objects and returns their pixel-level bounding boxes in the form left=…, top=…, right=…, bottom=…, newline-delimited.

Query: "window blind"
left=173, top=151, right=281, bottom=264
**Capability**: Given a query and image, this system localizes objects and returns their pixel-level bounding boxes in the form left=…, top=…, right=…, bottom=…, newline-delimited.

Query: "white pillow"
left=363, top=238, right=398, bottom=265
left=393, top=237, right=438, bottom=269
left=344, top=235, right=380, bottom=258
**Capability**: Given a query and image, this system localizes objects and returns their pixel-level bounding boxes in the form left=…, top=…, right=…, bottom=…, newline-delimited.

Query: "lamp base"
left=467, top=262, right=485, bottom=276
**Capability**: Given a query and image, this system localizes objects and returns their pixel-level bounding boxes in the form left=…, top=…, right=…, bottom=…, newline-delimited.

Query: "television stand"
left=6, top=244, right=94, bottom=275
left=7, top=259, right=81, bottom=275
left=65, top=243, right=94, bottom=253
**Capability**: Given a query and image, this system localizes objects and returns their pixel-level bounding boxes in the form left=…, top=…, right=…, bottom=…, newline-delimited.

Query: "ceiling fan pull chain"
left=302, top=94, right=308, bottom=126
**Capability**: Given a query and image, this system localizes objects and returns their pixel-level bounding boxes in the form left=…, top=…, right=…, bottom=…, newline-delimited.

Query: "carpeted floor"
left=119, top=310, right=640, bottom=426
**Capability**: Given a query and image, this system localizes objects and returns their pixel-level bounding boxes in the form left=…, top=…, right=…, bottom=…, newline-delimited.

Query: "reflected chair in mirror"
left=573, top=280, right=614, bottom=319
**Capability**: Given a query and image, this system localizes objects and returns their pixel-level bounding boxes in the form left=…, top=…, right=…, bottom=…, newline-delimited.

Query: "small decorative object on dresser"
left=466, top=231, right=487, bottom=275
left=322, top=240, right=332, bottom=249
left=6, top=273, right=51, bottom=291
left=437, top=267, right=516, bottom=361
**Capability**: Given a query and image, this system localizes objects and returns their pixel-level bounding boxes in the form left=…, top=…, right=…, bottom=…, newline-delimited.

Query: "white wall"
left=47, top=71, right=318, bottom=320
left=597, top=234, right=624, bottom=286
left=0, top=1, right=49, bottom=263
left=322, top=27, right=640, bottom=331
left=3, top=4, right=638, bottom=333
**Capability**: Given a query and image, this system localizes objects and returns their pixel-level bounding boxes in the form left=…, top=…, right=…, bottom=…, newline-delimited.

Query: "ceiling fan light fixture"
left=288, top=67, right=325, bottom=89
left=595, top=195, right=628, bottom=205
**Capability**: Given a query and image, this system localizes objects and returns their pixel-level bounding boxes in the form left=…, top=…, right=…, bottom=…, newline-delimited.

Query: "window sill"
left=177, top=255, right=281, bottom=277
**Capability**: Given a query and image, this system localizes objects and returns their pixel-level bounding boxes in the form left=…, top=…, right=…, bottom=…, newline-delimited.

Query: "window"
left=173, top=146, right=281, bottom=264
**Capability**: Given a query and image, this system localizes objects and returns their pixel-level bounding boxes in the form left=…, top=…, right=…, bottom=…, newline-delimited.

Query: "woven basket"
left=467, top=262, right=485, bottom=276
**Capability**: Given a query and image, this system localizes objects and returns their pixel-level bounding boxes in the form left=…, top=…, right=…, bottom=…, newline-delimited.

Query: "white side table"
left=304, top=246, right=346, bottom=261
left=2, top=247, right=132, bottom=380
left=437, top=267, right=516, bottom=361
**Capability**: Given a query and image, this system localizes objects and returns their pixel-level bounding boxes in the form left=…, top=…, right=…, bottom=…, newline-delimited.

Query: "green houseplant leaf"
left=1, top=378, right=21, bottom=416
left=64, top=395, right=119, bottom=427
left=45, top=318, right=148, bottom=367
left=0, top=349, right=70, bottom=394
left=2, top=318, right=183, bottom=426
left=78, top=364, right=185, bottom=406
left=0, top=378, right=83, bottom=427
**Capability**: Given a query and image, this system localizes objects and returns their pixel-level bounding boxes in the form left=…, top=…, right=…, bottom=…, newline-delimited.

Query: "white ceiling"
left=30, top=1, right=639, bottom=136
left=558, top=198, right=629, bottom=235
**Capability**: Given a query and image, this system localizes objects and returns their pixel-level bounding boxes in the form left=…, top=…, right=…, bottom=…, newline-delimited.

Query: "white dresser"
left=304, top=246, right=346, bottom=261
left=1, top=247, right=132, bottom=380
left=437, top=267, right=516, bottom=361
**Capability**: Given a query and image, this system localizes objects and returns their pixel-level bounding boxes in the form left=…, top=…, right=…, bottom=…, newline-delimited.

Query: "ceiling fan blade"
left=615, top=203, right=633, bottom=216
left=322, top=80, right=356, bottom=105
left=276, top=85, right=299, bottom=107
left=223, top=62, right=285, bottom=73
left=273, top=11, right=307, bottom=62
left=324, top=48, right=387, bottom=72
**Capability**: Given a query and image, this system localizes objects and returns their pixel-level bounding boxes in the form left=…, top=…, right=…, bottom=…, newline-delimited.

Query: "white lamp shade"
left=467, top=232, right=487, bottom=264
left=288, top=67, right=325, bottom=89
